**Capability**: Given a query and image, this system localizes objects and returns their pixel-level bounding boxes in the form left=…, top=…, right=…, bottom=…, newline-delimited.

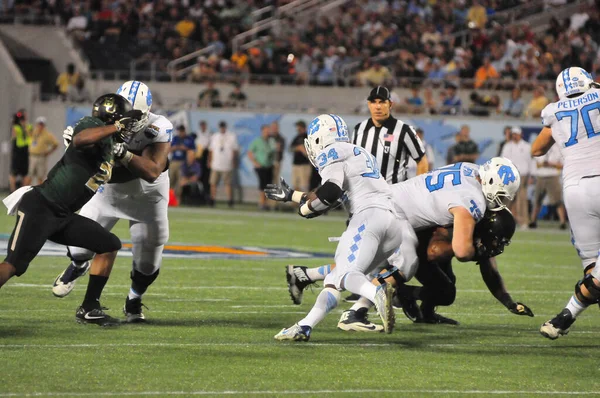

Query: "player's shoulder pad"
left=73, top=116, right=104, bottom=135
left=316, top=142, right=350, bottom=170
left=540, top=102, right=557, bottom=127
left=144, top=113, right=173, bottom=143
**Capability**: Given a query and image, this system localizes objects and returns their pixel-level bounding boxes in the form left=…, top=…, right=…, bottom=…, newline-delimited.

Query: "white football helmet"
left=304, top=114, right=349, bottom=168
left=555, top=67, right=593, bottom=99
left=479, top=157, right=521, bottom=211
left=116, top=80, right=152, bottom=132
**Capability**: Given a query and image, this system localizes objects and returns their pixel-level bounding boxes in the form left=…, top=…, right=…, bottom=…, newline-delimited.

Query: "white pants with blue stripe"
left=564, top=176, right=600, bottom=270
left=324, top=208, right=418, bottom=289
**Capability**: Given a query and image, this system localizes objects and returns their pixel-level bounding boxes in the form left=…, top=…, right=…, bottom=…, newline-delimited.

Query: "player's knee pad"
left=131, top=268, right=160, bottom=287
left=68, top=247, right=94, bottom=263
left=584, top=262, right=596, bottom=276
left=376, top=266, right=406, bottom=286
left=575, top=274, right=600, bottom=305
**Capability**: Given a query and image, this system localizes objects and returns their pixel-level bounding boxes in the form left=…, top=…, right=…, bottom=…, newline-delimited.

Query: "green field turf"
left=1, top=205, right=599, bottom=397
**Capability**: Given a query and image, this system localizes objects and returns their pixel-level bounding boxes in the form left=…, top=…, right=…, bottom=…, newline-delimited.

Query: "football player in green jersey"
left=1, top=93, right=141, bottom=325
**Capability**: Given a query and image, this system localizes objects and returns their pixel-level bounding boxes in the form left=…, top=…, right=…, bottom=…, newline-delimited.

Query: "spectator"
left=67, top=76, right=92, bottom=103
left=446, top=132, right=461, bottom=165
left=56, top=63, right=78, bottom=100
left=441, top=83, right=462, bottom=115
left=500, top=62, right=518, bottom=86
left=530, top=144, right=567, bottom=230
left=423, top=87, right=439, bottom=114
left=500, top=127, right=534, bottom=229
left=225, top=83, right=247, bottom=108
left=497, top=126, right=512, bottom=156
left=453, top=125, right=479, bottom=163
left=197, top=81, right=222, bottom=108
left=289, top=120, right=311, bottom=192
left=179, top=150, right=202, bottom=205
left=66, top=6, right=88, bottom=41
left=404, top=87, right=424, bottom=114
left=469, top=91, right=501, bottom=116
left=170, top=125, right=196, bottom=203
left=359, top=61, right=393, bottom=87
left=503, top=87, right=525, bottom=117
left=175, top=16, right=195, bottom=38
left=467, top=0, right=488, bottom=29
left=270, top=121, right=285, bottom=185
left=248, top=124, right=275, bottom=211
left=194, top=120, right=212, bottom=197
left=9, top=111, right=32, bottom=192
left=209, top=121, right=239, bottom=208
left=474, top=57, right=499, bottom=88
left=525, top=86, right=549, bottom=118
left=28, top=116, right=58, bottom=185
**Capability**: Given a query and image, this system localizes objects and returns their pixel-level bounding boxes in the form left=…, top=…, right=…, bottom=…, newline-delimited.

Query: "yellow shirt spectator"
left=526, top=93, right=549, bottom=118
left=231, top=51, right=248, bottom=69
left=56, top=72, right=79, bottom=95
left=467, top=2, right=487, bottom=29
left=29, top=126, right=58, bottom=156
left=175, top=19, right=195, bottom=38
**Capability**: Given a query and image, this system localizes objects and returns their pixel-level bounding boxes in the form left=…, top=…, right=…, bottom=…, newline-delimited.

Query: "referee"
left=353, top=86, right=429, bottom=183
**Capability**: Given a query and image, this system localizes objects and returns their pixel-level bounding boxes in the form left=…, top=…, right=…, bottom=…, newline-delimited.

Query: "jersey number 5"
left=425, top=163, right=462, bottom=192
left=86, top=160, right=114, bottom=192
left=555, top=102, right=600, bottom=147
left=353, top=147, right=380, bottom=179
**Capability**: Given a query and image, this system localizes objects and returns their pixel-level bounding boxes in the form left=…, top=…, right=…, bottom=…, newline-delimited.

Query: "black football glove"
left=265, top=177, right=294, bottom=202
left=508, top=302, right=534, bottom=317
left=114, top=109, right=143, bottom=142
left=113, top=142, right=128, bottom=160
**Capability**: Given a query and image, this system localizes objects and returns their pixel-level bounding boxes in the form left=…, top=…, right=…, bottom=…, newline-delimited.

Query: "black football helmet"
left=92, top=93, right=132, bottom=124
left=474, top=208, right=516, bottom=259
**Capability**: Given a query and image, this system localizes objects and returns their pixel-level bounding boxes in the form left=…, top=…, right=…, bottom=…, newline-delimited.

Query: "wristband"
left=299, top=203, right=313, bottom=216
left=292, top=190, right=306, bottom=204
left=120, top=151, right=134, bottom=166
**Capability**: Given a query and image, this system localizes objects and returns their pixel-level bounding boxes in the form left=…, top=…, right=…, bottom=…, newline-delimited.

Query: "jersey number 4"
left=555, top=102, right=600, bottom=147
left=353, top=147, right=380, bottom=179
left=425, top=163, right=462, bottom=192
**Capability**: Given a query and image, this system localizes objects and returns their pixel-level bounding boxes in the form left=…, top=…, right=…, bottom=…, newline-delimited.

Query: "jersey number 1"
left=556, top=102, right=600, bottom=147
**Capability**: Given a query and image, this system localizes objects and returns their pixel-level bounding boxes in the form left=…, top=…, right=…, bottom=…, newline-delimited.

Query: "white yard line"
left=0, top=388, right=595, bottom=397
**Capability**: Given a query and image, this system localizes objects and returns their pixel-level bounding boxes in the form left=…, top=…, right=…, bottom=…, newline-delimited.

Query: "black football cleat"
left=337, top=308, right=384, bottom=332
left=540, top=308, right=575, bottom=340
left=124, top=297, right=147, bottom=323
left=417, top=307, right=459, bottom=325
left=76, top=306, right=121, bottom=326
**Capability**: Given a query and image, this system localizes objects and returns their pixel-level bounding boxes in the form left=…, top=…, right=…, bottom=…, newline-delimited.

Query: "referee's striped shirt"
left=352, top=116, right=425, bottom=184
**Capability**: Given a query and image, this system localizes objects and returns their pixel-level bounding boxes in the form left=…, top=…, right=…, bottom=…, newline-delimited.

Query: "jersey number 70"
left=555, top=102, right=600, bottom=147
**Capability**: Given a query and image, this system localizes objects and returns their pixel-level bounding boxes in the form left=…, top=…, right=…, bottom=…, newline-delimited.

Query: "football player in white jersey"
left=283, top=158, right=521, bottom=330
left=52, top=81, right=172, bottom=324
left=532, top=67, right=600, bottom=339
left=266, top=114, right=418, bottom=341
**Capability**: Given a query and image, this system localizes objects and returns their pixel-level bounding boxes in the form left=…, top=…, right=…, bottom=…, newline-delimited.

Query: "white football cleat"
left=337, top=309, right=384, bottom=332
left=274, top=323, right=312, bottom=341
left=52, top=261, right=90, bottom=298
left=373, top=283, right=395, bottom=334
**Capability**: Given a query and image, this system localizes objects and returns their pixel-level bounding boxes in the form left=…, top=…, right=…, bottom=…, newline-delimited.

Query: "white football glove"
left=63, top=126, right=74, bottom=148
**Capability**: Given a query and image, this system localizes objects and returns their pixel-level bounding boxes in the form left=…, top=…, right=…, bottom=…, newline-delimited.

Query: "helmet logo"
left=498, top=165, right=515, bottom=184
left=104, top=97, right=115, bottom=113
left=308, top=118, right=320, bottom=136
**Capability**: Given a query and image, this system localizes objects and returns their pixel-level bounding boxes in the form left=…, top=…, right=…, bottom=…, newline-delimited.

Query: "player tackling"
left=52, top=81, right=172, bottom=324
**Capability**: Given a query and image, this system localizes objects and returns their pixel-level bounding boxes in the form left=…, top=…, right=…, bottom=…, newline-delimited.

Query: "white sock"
left=128, top=288, right=142, bottom=300
left=298, top=287, right=340, bottom=328
left=350, top=297, right=374, bottom=312
left=566, top=295, right=588, bottom=318
left=342, top=272, right=377, bottom=303
left=305, top=264, right=331, bottom=281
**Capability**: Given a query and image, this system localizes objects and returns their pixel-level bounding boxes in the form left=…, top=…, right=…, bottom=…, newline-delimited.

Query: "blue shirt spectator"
left=442, top=86, right=462, bottom=115
left=171, top=125, right=196, bottom=162
left=181, top=158, right=202, bottom=179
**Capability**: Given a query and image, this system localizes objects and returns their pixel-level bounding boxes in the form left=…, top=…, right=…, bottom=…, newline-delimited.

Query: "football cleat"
left=286, top=265, right=312, bottom=305
left=540, top=308, right=575, bottom=340
left=344, top=293, right=361, bottom=303
left=337, top=308, right=384, bottom=332
left=52, top=261, right=90, bottom=298
left=274, top=323, right=312, bottom=341
left=373, top=283, right=395, bottom=334
left=417, top=311, right=459, bottom=325
left=76, top=306, right=120, bottom=326
left=396, top=295, right=423, bottom=323
left=124, top=297, right=147, bottom=323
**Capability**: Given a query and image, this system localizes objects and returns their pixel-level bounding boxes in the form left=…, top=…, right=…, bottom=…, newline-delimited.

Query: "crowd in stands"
left=2, top=0, right=597, bottom=117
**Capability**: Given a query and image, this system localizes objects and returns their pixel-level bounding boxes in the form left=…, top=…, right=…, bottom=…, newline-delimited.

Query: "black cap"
left=367, top=86, right=391, bottom=102
left=295, top=120, right=306, bottom=128
left=177, top=124, right=186, bottom=131
left=219, top=121, right=227, bottom=128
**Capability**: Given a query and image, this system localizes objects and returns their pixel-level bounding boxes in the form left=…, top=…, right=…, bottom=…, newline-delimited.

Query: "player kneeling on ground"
left=0, top=95, right=141, bottom=326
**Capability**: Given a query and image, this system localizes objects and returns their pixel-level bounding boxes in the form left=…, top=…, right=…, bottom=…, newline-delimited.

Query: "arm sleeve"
left=402, top=124, right=425, bottom=161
